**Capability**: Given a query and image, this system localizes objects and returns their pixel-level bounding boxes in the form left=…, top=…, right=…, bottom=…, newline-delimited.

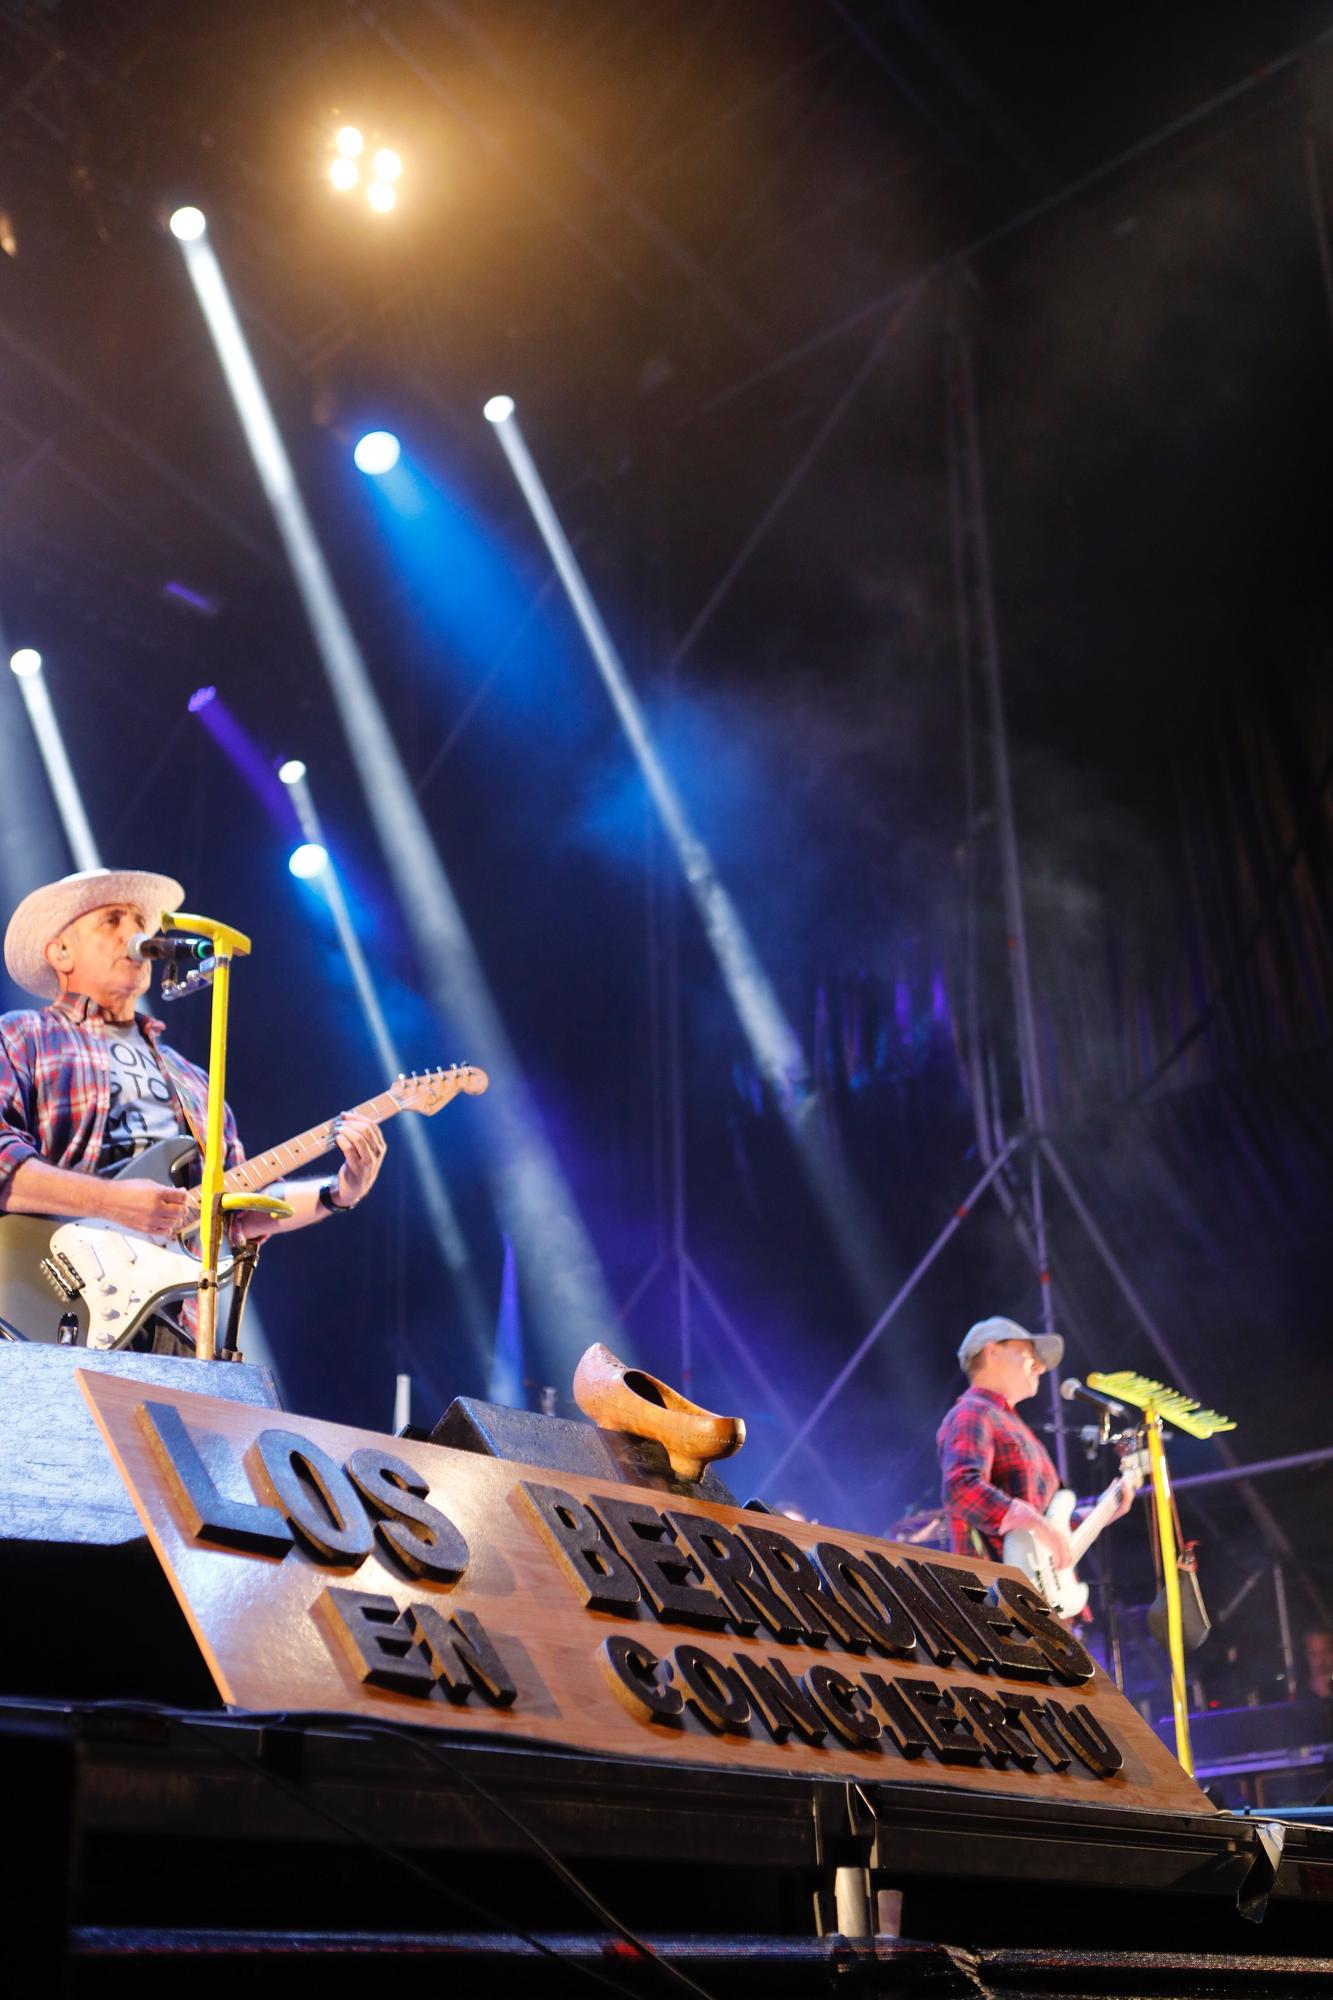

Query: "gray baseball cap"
left=957, top=1314, right=1063, bottom=1375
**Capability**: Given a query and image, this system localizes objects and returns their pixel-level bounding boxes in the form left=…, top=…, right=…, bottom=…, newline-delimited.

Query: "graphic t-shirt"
left=99, top=1019, right=187, bottom=1171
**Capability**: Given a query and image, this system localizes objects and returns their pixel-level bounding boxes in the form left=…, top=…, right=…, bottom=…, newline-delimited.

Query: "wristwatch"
left=317, top=1177, right=349, bottom=1215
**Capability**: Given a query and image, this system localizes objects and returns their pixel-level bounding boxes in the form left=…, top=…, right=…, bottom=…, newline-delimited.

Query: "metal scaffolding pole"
left=951, top=324, right=1066, bottom=1475
left=770, top=293, right=1320, bottom=1623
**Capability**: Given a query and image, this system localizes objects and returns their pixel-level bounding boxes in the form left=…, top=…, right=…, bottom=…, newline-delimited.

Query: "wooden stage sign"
left=76, top=1370, right=1208, bottom=1815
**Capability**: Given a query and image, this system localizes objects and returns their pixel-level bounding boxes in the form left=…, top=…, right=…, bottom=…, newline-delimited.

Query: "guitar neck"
left=183, top=1090, right=401, bottom=1216
left=1068, top=1478, right=1127, bottom=1570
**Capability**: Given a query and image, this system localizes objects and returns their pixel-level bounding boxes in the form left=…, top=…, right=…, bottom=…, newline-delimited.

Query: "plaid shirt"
left=937, top=1384, right=1059, bottom=1561
left=0, top=993, right=242, bottom=1199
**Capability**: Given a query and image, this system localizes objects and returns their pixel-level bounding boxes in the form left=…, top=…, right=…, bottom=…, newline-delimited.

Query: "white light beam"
left=174, top=221, right=617, bottom=1373
left=487, top=404, right=811, bottom=1121
left=12, top=658, right=101, bottom=872
left=488, top=403, right=893, bottom=1314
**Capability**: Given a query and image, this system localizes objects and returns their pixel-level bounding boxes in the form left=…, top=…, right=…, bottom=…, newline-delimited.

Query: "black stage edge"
left=8, top=1700, right=1333, bottom=1996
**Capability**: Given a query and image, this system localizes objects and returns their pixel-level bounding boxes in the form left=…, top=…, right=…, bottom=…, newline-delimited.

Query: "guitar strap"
left=145, top=1029, right=210, bottom=1169
left=139, top=1031, right=227, bottom=1248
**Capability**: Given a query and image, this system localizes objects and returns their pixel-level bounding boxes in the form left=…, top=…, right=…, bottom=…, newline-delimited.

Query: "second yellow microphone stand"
left=1089, top=1370, right=1235, bottom=1775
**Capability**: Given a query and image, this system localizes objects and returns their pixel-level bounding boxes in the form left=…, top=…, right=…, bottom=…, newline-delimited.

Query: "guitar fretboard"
left=1069, top=1478, right=1131, bottom=1568
left=183, top=1090, right=400, bottom=1219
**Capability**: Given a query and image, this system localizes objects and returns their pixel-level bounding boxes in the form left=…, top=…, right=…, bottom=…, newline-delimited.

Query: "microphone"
left=128, top=933, right=212, bottom=966
left=1061, top=1376, right=1128, bottom=1417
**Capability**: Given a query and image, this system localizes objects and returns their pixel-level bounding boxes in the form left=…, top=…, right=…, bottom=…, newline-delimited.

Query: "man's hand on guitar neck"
left=231, top=1110, right=388, bottom=1243
left=330, top=1110, right=387, bottom=1209
left=1001, top=1496, right=1075, bottom=1572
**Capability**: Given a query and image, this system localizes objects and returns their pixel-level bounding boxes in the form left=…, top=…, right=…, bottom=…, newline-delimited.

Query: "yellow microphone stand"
left=1089, top=1370, right=1235, bottom=1775
left=160, top=909, right=291, bottom=1361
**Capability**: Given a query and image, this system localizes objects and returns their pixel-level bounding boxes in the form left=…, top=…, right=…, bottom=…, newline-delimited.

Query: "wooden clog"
left=572, top=1342, right=745, bottom=1483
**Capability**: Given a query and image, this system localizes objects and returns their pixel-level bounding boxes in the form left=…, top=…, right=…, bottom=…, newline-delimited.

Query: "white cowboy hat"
left=4, top=868, right=185, bottom=999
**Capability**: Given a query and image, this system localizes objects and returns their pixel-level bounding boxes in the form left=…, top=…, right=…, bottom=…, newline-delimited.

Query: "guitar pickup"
left=41, top=1252, right=85, bottom=1301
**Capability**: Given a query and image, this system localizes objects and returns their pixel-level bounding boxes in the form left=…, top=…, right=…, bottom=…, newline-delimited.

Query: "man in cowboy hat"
left=0, top=869, right=386, bottom=1339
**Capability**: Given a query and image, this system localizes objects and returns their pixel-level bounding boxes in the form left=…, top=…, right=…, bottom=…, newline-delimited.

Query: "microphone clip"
left=159, top=957, right=217, bottom=1003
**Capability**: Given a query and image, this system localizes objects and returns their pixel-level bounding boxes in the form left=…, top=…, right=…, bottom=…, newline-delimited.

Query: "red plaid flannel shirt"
left=0, top=993, right=242, bottom=1198
left=937, top=1384, right=1060, bottom=1561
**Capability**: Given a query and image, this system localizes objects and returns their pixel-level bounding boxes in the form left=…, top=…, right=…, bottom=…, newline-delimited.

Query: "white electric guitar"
left=1002, top=1448, right=1147, bottom=1618
left=0, top=1065, right=487, bottom=1350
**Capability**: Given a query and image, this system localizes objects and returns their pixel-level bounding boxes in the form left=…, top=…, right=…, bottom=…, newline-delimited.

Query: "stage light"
left=9, top=648, right=42, bottom=677
left=483, top=395, right=515, bottom=425
left=329, top=127, right=401, bottom=214
left=187, top=685, right=216, bottom=712
left=288, top=841, right=328, bottom=879
left=160, top=579, right=219, bottom=617
left=169, top=206, right=206, bottom=242
left=353, top=430, right=401, bottom=475
left=277, top=758, right=306, bottom=786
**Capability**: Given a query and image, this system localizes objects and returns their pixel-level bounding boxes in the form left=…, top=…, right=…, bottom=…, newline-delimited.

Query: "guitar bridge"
left=41, top=1251, right=85, bottom=1302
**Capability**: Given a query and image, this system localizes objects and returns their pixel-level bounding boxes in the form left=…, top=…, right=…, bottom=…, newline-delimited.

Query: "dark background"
left=1, top=0, right=1331, bottom=1714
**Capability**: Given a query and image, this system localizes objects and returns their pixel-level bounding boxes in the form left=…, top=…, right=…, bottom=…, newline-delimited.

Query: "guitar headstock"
left=392, top=1064, right=490, bottom=1116
left=1116, top=1444, right=1150, bottom=1493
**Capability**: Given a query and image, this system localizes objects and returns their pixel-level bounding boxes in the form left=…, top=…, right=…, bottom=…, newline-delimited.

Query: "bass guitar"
left=0, top=1065, right=487, bottom=1349
left=1002, top=1448, right=1146, bottom=1618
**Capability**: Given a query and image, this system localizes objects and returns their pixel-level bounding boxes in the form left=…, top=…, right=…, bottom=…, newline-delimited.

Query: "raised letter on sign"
left=599, top=1634, right=683, bottom=1724
left=137, top=1401, right=291, bottom=1556
left=409, top=1602, right=516, bottom=1706
left=318, top=1585, right=436, bottom=1695
left=672, top=1644, right=753, bottom=1732
left=345, top=1448, right=470, bottom=1583
left=988, top=1576, right=1096, bottom=1686
left=803, top=1664, right=883, bottom=1747
left=740, top=1524, right=869, bottom=1651
left=664, top=1512, right=807, bottom=1642
left=590, top=1496, right=729, bottom=1630
left=1045, top=1699, right=1124, bottom=1779
left=731, top=1656, right=827, bottom=1744
left=517, top=1482, right=641, bottom=1613
left=893, top=1678, right=987, bottom=1766
left=246, top=1430, right=374, bottom=1565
